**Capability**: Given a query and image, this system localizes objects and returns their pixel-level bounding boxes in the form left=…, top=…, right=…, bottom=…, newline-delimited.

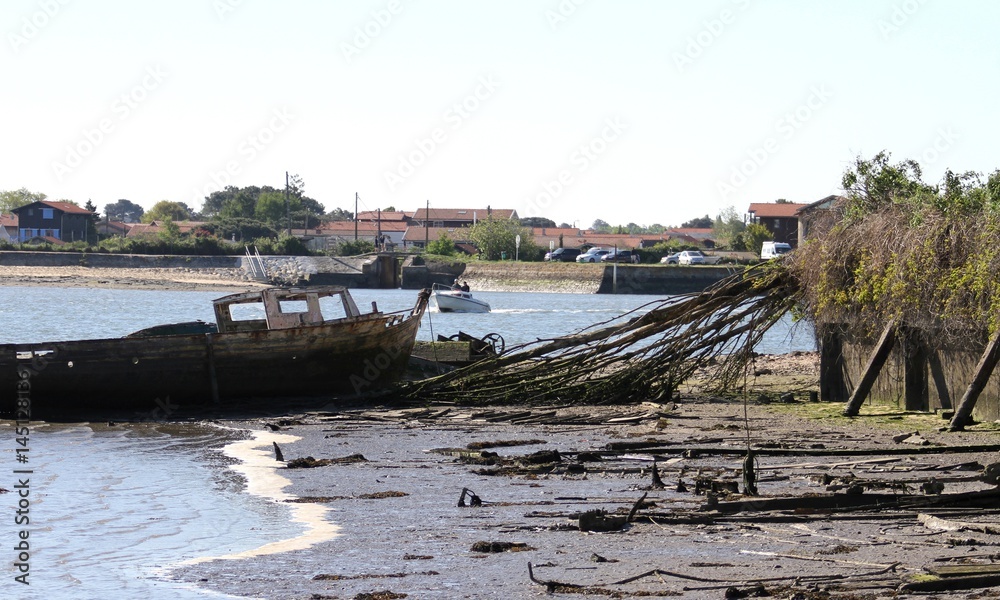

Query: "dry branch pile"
left=399, top=262, right=802, bottom=405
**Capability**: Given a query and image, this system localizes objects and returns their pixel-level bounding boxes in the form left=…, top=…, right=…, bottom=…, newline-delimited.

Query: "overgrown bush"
left=790, top=151, right=1000, bottom=340
left=253, top=234, right=313, bottom=256
left=333, top=239, right=375, bottom=256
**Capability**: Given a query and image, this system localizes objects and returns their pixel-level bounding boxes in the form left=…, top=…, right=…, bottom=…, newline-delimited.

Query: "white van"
left=760, top=241, right=792, bottom=260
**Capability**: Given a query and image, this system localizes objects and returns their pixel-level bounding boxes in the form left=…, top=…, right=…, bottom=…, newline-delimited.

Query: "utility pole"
left=377, top=208, right=382, bottom=252
left=284, top=171, right=291, bottom=236
left=354, top=192, right=359, bottom=241
left=424, top=199, right=429, bottom=249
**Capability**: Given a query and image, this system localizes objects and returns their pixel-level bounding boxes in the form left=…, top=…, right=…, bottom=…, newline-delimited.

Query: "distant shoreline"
left=0, top=265, right=263, bottom=292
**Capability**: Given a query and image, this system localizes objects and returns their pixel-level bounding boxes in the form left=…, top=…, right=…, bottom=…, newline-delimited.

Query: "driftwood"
left=399, top=263, right=800, bottom=405
left=900, top=573, right=1000, bottom=593
left=918, top=513, right=1000, bottom=535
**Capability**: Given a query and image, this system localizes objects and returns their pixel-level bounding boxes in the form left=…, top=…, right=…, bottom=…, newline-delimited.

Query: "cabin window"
left=277, top=300, right=309, bottom=314
left=42, top=208, right=54, bottom=220
left=228, top=302, right=266, bottom=321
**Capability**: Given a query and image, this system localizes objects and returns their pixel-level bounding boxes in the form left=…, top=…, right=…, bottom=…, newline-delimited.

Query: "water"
left=0, top=286, right=815, bottom=598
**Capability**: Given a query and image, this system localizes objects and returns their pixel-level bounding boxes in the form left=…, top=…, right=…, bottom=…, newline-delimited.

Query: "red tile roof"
left=356, top=210, right=412, bottom=222
left=412, top=208, right=517, bottom=222
left=747, top=202, right=809, bottom=218
left=317, top=220, right=407, bottom=233
left=0, top=213, right=17, bottom=227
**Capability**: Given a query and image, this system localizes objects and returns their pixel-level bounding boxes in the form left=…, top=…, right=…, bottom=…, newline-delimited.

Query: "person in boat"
left=452, top=279, right=462, bottom=291
left=460, top=281, right=470, bottom=292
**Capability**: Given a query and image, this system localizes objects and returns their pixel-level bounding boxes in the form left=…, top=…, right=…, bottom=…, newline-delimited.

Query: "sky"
left=3, top=1, right=999, bottom=229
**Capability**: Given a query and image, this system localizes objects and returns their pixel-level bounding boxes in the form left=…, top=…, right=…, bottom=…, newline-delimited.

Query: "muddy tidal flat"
left=0, top=265, right=260, bottom=292
left=166, top=375, right=1000, bottom=599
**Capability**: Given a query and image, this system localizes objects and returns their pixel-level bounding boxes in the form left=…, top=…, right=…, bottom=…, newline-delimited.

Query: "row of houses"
left=1, top=198, right=842, bottom=250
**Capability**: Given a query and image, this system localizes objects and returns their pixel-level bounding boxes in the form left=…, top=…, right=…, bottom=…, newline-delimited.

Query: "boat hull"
left=430, top=291, right=491, bottom=313
left=1, top=296, right=427, bottom=417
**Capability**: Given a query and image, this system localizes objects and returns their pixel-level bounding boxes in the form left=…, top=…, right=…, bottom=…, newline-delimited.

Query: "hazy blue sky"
left=3, top=1, right=998, bottom=228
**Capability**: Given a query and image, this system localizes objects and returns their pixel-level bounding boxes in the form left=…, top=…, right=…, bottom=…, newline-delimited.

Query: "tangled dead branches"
left=398, top=262, right=802, bottom=405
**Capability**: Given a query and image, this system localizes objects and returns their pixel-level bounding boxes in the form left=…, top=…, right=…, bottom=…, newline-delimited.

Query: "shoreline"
left=164, top=395, right=1000, bottom=599
left=0, top=265, right=265, bottom=292
left=176, top=429, right=341, bottom=567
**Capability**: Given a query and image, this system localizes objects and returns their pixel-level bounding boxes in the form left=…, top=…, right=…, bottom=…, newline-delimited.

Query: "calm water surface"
left=0, top=286, right=815, bottom=598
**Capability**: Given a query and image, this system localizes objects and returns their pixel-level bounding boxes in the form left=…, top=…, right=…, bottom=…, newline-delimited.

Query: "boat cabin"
left=213, top=286, right=364, bottom=334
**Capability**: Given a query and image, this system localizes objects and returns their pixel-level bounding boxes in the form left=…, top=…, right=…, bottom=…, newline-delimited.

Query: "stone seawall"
left=459, top=262, right=605, bottom=293
left=598, top=264, right=737, bottom=295
left=435, top=262, right=738, bottom=295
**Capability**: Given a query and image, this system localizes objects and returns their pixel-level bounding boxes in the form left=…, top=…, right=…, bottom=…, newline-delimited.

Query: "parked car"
left=760, top=241, right=792, bottom=260
left=660, top=253, right=680, bottom=265
left=601, top=249, right=639, bottom=264
left=544, top=248, right=582, bottom=262
left=677, top=250, right=722, bottom=265
left=576, top=248, right=610, bottom=263
left=677, top=250, right=705, bottom=265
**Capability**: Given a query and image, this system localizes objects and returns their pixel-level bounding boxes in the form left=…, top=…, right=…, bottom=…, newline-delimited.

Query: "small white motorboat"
left=429, top=283, right=491, bottom=313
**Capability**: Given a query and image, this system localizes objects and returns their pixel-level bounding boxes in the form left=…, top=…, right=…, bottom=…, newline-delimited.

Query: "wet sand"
left=163, top=358, right=1000, bottom=599
left=0, top=265, right=263, bottom=292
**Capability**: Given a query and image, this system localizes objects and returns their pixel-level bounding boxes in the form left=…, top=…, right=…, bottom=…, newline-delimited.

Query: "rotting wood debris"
left=296, top=404, right=1000, bottom=597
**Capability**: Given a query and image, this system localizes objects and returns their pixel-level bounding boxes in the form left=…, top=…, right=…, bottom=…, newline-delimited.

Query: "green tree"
left=426, top=232, right=456, bottom=256
left=841, top=150, right=936, bottom=220
left=520, top=217, right=556, bottom=228
left=590, top=219, right=611, bottom=233
left=336, top=239, right=375, bottom=256
left=143, top=200, right=192, bottom=223
left=681, top=214, right=713, bottom=228
left=325, top=207, right=354, bottom=221
left=740, top=222, right=773, bottom=256
left=83, top=200, right=100, bottom=244
left=0, top=188, right=47, bottom=213
left=712, top=206, right=746, bottom=249
left=199, top=218, right=278, bottom=242
left=158, top=219, right=182, bottom=242
left=468, top=217, right=536, bottom=260
left=255, top=190, right=300, bottom=227
left=104, top=199, right=145, bottom=222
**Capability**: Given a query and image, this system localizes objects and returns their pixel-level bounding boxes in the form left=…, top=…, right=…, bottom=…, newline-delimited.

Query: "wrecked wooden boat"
left=2, top=286, right=430, bottom=417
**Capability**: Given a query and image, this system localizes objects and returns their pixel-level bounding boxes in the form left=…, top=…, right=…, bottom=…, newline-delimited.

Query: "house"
left=747, top=202, right=809, bottom=247
left=412, top=207, right=518, bottom=228
left=296, top=220, right=409, bottom=252
left=96, top=220, right=132, bottom=238
left=12, top=201, right=94, bottom=243
left=0, top=213, right=17, bottom=242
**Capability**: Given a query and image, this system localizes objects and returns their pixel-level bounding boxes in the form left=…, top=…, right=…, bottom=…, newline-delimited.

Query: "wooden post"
left=949, top=332, right=1000, bottom=431
left=819, top=325, right=850, bottom=403
left=843, top=322, right=897, bottom=417
left=903, top=326, right=929, bottom=412
left=928, top=351, right=952, bottom=410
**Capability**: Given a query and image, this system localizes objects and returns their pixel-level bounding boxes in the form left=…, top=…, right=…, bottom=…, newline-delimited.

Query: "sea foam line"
left=177, top=429, right=340, bottom=565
